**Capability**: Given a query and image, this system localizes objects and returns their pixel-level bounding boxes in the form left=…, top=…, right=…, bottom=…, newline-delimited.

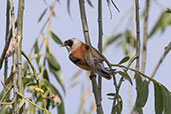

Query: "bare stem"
left=135, top=0, right=140, bottom=71
left=97, top=0, right=103, bottom=101
left=16, top=0, right=25, bottom=113
left=78, top=0, right=103, bottom=113
left=78, top=0, right=91, bottom=45
left=141, top=0, right=150, bottom=73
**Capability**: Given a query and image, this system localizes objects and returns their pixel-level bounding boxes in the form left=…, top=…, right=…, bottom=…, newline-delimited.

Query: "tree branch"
left=97, top=0, right=103, bottom=101
left=78, top=0, right=103, bottom=113
left=141, top=0, right=150, bottom=73
left=16, top=0, right=25, bottom=113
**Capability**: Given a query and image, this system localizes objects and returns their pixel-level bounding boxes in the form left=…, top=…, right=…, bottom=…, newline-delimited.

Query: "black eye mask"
left=64, top=40, right=73, bottom=47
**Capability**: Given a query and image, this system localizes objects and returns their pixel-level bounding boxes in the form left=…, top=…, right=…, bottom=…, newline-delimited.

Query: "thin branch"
left=141, top=0, right=150, bottom=73
left=16, top=0, right=25, bottom=113
left=78, top=0, right=91, bottom=45
left=4, top=0, right=10, bottom=82
left=0, top=85, right=13, bottom=102
left=97, top=0, right=103, bottom=101
left=9, top=0, right=17, bottom=113
left=78, top=0, right=103, bottom=113
left=111, top=55, right=138, bottom=113
left=150, top=44, right=170, bottom=79
left=16, top=91, right=48, bottom=112
left=135, top=0, right=140, bottom=71
left=111, top=64, right=157, bottom=83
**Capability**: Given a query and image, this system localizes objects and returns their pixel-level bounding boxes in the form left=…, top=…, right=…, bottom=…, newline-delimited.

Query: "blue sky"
left=0, top=0, right=171, bottom=114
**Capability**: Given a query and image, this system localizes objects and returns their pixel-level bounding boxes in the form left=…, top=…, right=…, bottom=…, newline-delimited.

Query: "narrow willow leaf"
left=135, top=80, right=149, bottom=108
left=119, top=56, right=130, bottom=64
left=42, top=69, right=49, bottom=81
left=112, top=100, right=123, bottom=114
left=161, top=84, right=171, bottom=114
left=135, top=72, right=143, bottom=93
left=153, top=82, right=163, bottom=114
left=50, top=31, right=63, bottom=45
left=125, top=30, right=136, bottom=48
left=29, top=101, right=36, bottom=114
left=118, top=71, right=133, bottom=85
left=48, top=63, right=65, bottom=94
left=34, top=40, right=40, bottom=65
left=87, top=0, right=94, bottom=7
left=38, top=8, right=48, bottom=22
left=148, top=12, right=171, bottom=38
left=67, top=0, right=71, bottom=16
left=106, top=93, right=115, bottom=96
left=45, top=52, right=60, bottom=71
left=105, top=33, right=122, bottom=48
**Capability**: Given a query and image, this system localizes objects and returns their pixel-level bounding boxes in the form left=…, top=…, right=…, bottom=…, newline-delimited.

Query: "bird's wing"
left=84, top=45, right=112, bottom=80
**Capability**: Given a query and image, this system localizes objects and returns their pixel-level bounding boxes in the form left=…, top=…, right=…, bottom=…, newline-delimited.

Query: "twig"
left=141, top=0, right=150, bottom=73
left=110, top=64, right=157, bottom=83
left=111, top=55, right=138, bottom=113
left=150, top=44, right=170, bottom=79
left=21, top=50, right=46, bottom=109
left=78, top=0, right=103, bottom=113
left=0, top=97, right=16, bottom=105
left=97, top=0, right=103, bottom=101
left=16, top=91, right=48, bottom=112
left=0, top=85, right=13, bottom=102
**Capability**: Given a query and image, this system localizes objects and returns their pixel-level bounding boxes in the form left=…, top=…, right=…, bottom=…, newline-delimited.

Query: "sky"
left=0, top=0, right=171, bottom=114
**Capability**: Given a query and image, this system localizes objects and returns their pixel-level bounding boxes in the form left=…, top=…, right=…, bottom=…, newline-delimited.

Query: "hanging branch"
left=141, top=0, right=150, bottom=73
left=16, top=0, right=25, bottom=113
left=97, top=0, right=103, bottom=100
left=78, top=0, right=103, bottom=113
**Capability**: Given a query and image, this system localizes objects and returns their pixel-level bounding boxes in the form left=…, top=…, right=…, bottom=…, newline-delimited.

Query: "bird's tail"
left=95, top=64, right=116, bottom=80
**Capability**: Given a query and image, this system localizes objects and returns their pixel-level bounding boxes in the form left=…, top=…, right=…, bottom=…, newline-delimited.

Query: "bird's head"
left=63, top=38, right=82, bottom=53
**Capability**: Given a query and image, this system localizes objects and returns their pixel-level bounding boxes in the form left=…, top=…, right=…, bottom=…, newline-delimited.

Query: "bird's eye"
left=65, top=40, right=73, bottom=47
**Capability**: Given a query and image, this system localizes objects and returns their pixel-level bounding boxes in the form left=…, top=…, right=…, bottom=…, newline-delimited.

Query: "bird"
left=62, top=38, right=115, bottom=80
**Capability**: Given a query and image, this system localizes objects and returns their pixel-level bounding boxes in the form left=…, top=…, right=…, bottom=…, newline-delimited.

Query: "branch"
left=16, top=91, right=48, bottom=112
left=135, top=0, right=140, bottom=71
left=97, top=0, right=103, bottom=101
left=78, top=0, right=103, bottom=113
left=16, top=0, right=25, bottom=113
left=141, top=0, right=150, bottom=73
left=150, top=43, right=171, bottom=79
left=78, top=0, right=91, bottom=45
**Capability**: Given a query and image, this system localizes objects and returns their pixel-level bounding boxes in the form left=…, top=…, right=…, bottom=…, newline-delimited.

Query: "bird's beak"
left=60, top=43, right=66, bottom=47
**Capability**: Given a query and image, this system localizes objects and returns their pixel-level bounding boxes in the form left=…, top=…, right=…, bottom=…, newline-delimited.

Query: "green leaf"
left=161, top=84, right=171, bottom=114
left=125, top=30, right=136, bottom=48
left=135, top=72, right=143, bottom=93
left=105, top=33, right=122, bottom=48
left=34, top=40, right=40, bottom=65
left=153, top=82, right=164, bottom=114
left=112, top=99, right=123, bottom=114
left=148, top=12, right=171, bottom=38
left=45, top=52, right=60, bottom=71
left=42, top=69, right=49, bottom=81
left=135, top=80, right=149, bottom=108
left=117, top=71, right=133, bottom=85
left=48, top=63, right=65, bottom=94
left=119, top=56, right=130, bottom=64
left=87, top=0, right=94, bottom=7
left=50, top=31, right=63, bottom=45
left=106, top=93, right=115, bottom=96
left=38, top=8, right=48, bottom=22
